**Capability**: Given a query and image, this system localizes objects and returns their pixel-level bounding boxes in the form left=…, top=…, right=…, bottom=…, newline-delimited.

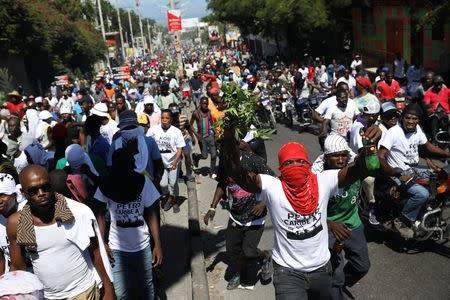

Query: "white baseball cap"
left=39, top=110, right=53, bottom=120
left=362, top=99, right=381, bottom=114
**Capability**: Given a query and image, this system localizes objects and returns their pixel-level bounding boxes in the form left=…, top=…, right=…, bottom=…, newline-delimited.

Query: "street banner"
left=226, top=30, right=241, bottom=42
left=167, top=10, right=182, bottom=32
left=55, top=75, right=68, bottom=85
left=208, top=25, right=220, bottom=41
left=112, top=65, right=131, bottom=80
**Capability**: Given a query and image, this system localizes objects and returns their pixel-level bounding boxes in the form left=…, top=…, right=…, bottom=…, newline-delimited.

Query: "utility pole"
left=147, top=20, right=153, bottom=57
left=128, top=9, right=135, bottom=57
left=136, top=0, right=146, bottom=57
left=114, top=0, right=125, bottom=59
left=170, top=0, right=183, bottom=77
left=96, top=0, right=110, bottom=69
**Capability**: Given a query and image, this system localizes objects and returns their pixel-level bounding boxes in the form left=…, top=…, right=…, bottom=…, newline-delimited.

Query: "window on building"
left=432, top=22, right=444, bottom=40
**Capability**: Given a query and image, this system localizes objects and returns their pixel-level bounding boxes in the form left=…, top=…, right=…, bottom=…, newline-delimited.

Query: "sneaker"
left=163, top=201, right=172, bottom=212
left=193, top=154, right=200, bottom=167
left=393, top=218, right=414, bottom=239
left=210, top=173, right=217, bottom=179
left=260, top=254, right=273, bottom=281
left=369, top=208, right=380, bottom=225
left=238, top=283, right=255, bottom=290
left=173, top=205, right=180, bottom=214
left=227, top=274, right=240, bottom=290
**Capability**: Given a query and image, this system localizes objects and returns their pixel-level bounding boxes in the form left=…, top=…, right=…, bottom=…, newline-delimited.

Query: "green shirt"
left=327, top=180, right=361, bottom=229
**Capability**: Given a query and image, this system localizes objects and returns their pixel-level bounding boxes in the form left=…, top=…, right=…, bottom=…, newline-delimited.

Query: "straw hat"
left=7, top=91, right=21, bottom=99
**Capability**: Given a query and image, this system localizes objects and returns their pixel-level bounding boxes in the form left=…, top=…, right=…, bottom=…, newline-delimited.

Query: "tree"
left=417, top=0, right=450, bottom=30
left=205, top=0, right=352, bottom=57
left=0, top=0, right=106, bottom=87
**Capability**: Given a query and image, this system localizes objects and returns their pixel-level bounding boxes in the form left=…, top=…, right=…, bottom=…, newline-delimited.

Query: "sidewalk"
left=160, top=181, right=192, bottom=300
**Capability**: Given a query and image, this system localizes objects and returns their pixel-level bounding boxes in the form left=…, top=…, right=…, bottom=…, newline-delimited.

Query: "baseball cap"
left=362, top=99, right=381, bottom=114
left=381, top=102, right=397, bottom=113
left=39, top=110, right=53, bottom=120
left=137, top=113, right=149, bottom=125
left=91, top=102, right=109, bottom=117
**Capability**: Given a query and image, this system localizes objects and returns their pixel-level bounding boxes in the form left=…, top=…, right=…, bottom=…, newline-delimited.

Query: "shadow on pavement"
left=363, top=220, right=450, bottom=258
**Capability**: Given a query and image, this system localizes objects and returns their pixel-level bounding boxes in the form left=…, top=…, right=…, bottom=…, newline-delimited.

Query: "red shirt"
left=201, top=74, right=219, bottom=89
left=423, top=86, right=450, bottom=113
left=7, top=101, right=25, bottom=117
left=376, top=80, right=401, bottom=101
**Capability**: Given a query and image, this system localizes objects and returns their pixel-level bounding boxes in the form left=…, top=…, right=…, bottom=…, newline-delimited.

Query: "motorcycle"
left=360, top=163, right=450, bottom=243
left=432, top=110, right=449, bottom=152
left=256, top=92, right=277, bottom=130
left=294, top=94, right=326, bottom=128
left=274, top=89, right=294, bottom=127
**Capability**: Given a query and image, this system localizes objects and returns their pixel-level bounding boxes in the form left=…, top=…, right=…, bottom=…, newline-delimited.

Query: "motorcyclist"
left=378, top=103, right=450, bottom=238
left=422, top=75, right=450, bottom=143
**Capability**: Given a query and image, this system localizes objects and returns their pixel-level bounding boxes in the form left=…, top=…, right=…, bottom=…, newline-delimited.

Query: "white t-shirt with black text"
left=148, top=125, right=185, bottom=168
left=324, top=100, right=360, bottom=137
left=379, top=124, right=427, bottom=171
left=257, top=170, right=340, bottom=272
left=94, top=177, right=160, bottom=252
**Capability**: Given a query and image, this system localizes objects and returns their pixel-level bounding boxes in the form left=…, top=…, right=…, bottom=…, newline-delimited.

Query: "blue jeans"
left=272, top=261, right=332, bottom=300
left=111, top=245, right=154, bottom=300
left=192, top=90, right=201, bottom=108
left=327, top=224, right=370, bottom=300
left=393, top=167, right=430, bottom=222
left=160, top=165, right=180, bottom=197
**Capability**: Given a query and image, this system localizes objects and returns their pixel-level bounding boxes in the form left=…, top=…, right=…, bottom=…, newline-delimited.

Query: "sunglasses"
left=23, top=182, right=52, bottom=196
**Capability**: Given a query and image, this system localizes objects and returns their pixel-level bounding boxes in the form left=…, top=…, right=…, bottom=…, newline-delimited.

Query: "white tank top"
left=30, top=222, right=95, bottom=299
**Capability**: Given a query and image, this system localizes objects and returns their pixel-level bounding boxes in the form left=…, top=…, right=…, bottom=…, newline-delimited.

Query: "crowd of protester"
left=0, top=43, right=448, bottom=300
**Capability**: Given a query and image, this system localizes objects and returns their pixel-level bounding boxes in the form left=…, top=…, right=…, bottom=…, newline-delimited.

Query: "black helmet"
left=433, top=75, right=444, bottom=86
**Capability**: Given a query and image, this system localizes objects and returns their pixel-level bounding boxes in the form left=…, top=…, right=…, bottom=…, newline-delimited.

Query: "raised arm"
left=223, top=127, right=262, bottom=194
left=338, top=124, right=382, bottom=188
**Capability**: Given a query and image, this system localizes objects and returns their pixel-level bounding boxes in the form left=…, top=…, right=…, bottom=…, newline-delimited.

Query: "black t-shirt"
left=190, top=77, right=202, bottom=91
left=218, top=151, right=275, bottom=223
left=247, top=137, right=267, bottom=161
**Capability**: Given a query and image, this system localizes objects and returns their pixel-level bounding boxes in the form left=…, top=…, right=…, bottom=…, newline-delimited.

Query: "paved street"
left=195, top=122, right=450, bottom=300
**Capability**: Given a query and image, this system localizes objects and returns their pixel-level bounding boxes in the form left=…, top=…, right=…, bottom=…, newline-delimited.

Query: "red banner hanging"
left=167, top=9, right=182, bottom=32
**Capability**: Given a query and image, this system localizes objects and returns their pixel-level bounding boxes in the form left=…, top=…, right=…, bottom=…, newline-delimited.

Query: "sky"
left=116, top=0, right=210, bottom=23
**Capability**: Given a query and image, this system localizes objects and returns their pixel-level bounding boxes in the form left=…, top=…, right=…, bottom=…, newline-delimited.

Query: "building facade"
left=352, top=0, right=449, bottom=72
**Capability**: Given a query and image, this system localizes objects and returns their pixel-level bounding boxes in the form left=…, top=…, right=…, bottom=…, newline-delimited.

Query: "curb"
left=187, top=180, right=210, bottom=300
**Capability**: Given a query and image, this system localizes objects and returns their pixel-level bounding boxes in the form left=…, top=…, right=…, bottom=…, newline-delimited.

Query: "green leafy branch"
left=214, top=83, right=275, bottom=140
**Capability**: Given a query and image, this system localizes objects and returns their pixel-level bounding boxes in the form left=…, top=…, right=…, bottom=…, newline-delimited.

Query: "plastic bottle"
left=363, top=138, right=380, bottom=171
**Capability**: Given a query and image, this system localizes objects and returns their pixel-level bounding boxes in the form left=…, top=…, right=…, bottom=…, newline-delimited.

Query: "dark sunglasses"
left=24, top=182, right=52, bottom=196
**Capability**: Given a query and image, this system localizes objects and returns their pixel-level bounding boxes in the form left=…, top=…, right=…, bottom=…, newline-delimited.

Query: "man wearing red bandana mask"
left=223, top=125, right=381, bottom=300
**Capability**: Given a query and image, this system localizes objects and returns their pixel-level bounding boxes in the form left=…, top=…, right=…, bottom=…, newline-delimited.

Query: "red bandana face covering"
left=279, top=164, right=319, bottom=215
